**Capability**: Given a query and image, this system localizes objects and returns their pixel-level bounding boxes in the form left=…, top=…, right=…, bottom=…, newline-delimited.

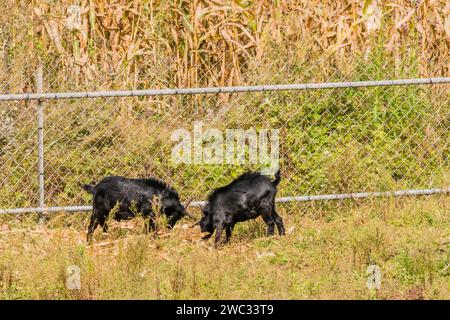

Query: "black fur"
left=82, top=176, right=188, bottom=242
left=199, top=170, right=285, bottom=246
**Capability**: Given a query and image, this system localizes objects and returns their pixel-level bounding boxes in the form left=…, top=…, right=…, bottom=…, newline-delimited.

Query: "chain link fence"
left=0, top=61, right=449, bottom=215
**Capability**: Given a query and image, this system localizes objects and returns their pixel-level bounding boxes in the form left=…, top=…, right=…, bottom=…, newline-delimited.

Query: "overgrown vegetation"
left=1, top=0, right=449, bottom=89
left=0, top=197, right=448, bottom=299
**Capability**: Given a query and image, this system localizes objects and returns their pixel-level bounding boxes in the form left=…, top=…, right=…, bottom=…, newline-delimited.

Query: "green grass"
left=0, top=196, right=448, bottom=299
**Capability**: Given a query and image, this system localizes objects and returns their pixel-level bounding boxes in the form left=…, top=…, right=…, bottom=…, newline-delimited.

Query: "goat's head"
left=198, top=203, right=214, bottom=234
left=161, top=190, right=195, bottom=228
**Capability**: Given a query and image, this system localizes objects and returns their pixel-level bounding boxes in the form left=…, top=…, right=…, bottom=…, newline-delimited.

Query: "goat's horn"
left=190, top=221, right=201, bottom=228
left=184, top=198, right=194, bottom=209
left=185, top=210, right=196, bottom=219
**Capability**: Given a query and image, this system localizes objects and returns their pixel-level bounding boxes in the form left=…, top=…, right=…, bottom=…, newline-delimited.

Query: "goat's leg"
left=141, top=209, right=157, bottom=233
left=146, top=215, right=158, bottom=236
left=87, top=211, right=99, bottom=242
left=148, top=217, right=157, bottom=232
left=201, top=225, right=214, bottom=241
left=225, top=224, right=234, bottom=243
left=149, top=218, right=158, bottom=238
left=201, top=233, right=212, bottom=240
left=98, top=216, right=108, bottom=233
left=214, top=223, right=224, bottom=248
left=271, top=208, right=285, bottom=235
left=138, top=198, right=156, bottom=234
left=260, top=206, right=276, bottom=236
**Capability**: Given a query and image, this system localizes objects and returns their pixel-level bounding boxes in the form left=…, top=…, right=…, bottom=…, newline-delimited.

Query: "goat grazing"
left=82, top=176, right=194, bottom=242
left=196, top=170, right=285, bottom=246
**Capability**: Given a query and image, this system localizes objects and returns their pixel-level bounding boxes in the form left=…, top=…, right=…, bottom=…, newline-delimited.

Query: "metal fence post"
left=35, top=64, right=46, bottom=224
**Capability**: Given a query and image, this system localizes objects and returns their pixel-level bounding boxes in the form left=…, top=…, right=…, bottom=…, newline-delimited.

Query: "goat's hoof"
left=201, top=234, right=212, bottom=241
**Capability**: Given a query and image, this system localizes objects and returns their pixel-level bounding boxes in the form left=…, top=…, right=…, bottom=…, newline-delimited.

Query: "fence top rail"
left=0, top=77, right=448, bottom=102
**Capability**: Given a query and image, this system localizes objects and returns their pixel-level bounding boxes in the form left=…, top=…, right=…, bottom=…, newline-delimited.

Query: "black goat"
left=197, top=170, right=285, bottom=246
left=82, top=176, right=194, bottom=242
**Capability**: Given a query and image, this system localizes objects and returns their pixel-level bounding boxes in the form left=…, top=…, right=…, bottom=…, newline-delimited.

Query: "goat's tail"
left=272, top=169, right=281, bottom=187
left=81, top=183, right=96, bottom=194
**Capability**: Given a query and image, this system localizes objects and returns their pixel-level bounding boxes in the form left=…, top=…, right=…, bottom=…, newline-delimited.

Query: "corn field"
left=1, top=0, right=449, bottom=91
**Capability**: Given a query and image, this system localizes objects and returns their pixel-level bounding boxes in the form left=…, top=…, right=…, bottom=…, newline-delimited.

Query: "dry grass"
left=0, top=196, right=448, bottom=299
